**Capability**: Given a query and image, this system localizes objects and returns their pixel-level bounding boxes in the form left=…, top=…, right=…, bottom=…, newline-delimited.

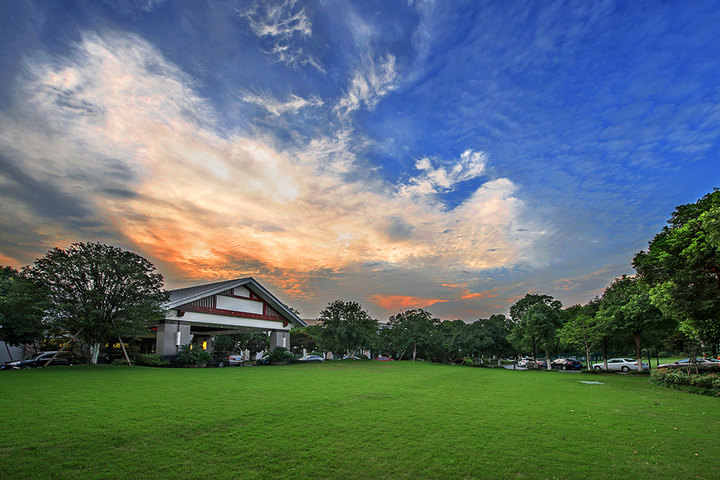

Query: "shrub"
left=266, top=346, right=294, bottom=364
left=176, top=343, right=212, bottom=367
left=651, top=369, right=720, bottom=396
left=135, top=353, right=169, bottom=367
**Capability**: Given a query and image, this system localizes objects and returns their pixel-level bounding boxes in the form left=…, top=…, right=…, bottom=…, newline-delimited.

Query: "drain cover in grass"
left=579, top=381, right=604, bottom=384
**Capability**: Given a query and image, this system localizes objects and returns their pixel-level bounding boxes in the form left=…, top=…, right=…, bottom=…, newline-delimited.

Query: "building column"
left=156, top=320, right=192, bottom=357
left=269, top=330, right=290, bottom=350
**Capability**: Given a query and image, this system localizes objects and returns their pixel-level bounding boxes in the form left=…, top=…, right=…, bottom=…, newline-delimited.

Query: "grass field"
left=1, top=361, right=718, bottom=480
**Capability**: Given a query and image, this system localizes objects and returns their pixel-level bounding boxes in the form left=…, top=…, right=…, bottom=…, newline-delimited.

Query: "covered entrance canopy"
left=152, top=278, right=305, bottom=357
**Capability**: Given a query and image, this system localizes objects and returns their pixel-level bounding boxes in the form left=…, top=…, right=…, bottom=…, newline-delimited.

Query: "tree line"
left=292, top=189, right=720, bottom=369
left=1, top=189, right=718, bottom=367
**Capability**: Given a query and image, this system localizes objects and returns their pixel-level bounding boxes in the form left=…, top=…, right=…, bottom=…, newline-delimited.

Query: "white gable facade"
left=153, top=278, right=305, bottom=358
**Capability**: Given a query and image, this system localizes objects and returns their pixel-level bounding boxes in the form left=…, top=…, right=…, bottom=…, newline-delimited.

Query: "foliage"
left=509, top=294, right=563, bottom=367
left=457, top=315, right=512, bottom=362
left=176, top=343, right=212, bottom=366
left=651, top=369, right=720, bottom=396
left=24, top=243, right=168, bottom=364
left=135, top=353, right=170, bottom=367
left=266, top=346, right=294, bottom=364
left=558, top=300, right=602, bottom=369
left=633, top=189, right=720, bottom=351
left=289, top=328, right=317, bottom=355
left=387, top=309, right=440, bottom=361
left=508, top=294, right=563, bottom=358
left=597, top=275, right=666, bottom=371
left=0, top=266, right=47, bottom=349
left=317, top=300, right=378, bottom=356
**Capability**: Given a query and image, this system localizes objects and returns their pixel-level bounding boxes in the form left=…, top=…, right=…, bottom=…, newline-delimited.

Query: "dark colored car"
left=1, top=351, right=77, bottom=370
left=550, top=358, right=583, bottom=370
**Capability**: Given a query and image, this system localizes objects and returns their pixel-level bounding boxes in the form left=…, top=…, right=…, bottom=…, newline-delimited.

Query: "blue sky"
left=0, top=0, right=718, bottom=320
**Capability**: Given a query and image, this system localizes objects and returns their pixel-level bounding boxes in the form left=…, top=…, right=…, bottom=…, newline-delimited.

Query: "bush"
left=651, top=369, right=720, bottom=396
left=176, top=343, right=212, bottom=367
left=135, top=353, right=170, bottom=367
left=266, top=346, right=294, bottom=364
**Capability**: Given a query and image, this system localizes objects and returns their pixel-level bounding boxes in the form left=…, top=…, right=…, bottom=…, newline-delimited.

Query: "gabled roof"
left=166, top=277, right=306, bottom=327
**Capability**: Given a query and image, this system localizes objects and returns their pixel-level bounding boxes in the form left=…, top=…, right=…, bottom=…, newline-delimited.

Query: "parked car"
left=591, top=358, right=648, bottom=372
left=517, top=358, right=530, bottom=367
left=526, top=359, right=550, bottom=369
left=1, top=351, right=77, bottom=370
left=658, top=358, right=720, bottom=369
left=550, top=358, right=583, bottom=370
left=298, top=354, right=325, bottom=362
left=213, top=353, right=246, bottom=367
left=376, top=356, right=394, bottom=361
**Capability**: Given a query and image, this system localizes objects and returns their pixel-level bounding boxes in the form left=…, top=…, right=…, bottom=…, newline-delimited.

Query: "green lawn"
left=1, top=361, right=718, bottom=480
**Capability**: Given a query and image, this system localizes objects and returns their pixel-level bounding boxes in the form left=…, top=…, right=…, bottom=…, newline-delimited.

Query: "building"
left=147, top=278, right=305, bottom=358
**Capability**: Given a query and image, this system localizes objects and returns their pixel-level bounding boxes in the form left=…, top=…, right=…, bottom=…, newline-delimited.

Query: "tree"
left=523, top=302, right=563, bottom=370
left=598, top=276, right=664, bottom=372
left=0, top=267, right=47, bottom=358
left=633, top=189, right=720, bottom=353
left=318, top=300, right=378, bottom=357
left=387, top=309, right=440, bottom=361
left=25, top=243, right=168, bottom=364
left=509, top=294, right=563, bottom=360
left=558, top=300, right=602, bottom=371
left=289, top=328, right=317, bottom=356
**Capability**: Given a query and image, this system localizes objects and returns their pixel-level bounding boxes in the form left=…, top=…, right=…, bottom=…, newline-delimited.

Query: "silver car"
left=591, top=358, right=648, bottom=372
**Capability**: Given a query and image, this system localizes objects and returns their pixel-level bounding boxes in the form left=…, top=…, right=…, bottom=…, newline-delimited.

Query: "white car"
left=299, top=354, right=325, bottom=362
left=591, top=358, right=648, bottom=372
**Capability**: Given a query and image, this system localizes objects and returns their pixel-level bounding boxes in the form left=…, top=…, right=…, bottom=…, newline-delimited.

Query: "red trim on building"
left=178, top=305, right=285, bottom=323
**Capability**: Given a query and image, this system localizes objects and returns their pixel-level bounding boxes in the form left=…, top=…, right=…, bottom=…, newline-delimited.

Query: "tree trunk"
left=584, top=344, right=591, bottom=372
left=545, top=346, right=551, bottom=370
left=634, top=331, right=643, bottom=372
left=5, top=342, right=13, bottom=361
left=412, top=342, right=417, bottom=362
left=602, top=339, right=609, bottom=370
left=89, top=342, right=101, bottom=364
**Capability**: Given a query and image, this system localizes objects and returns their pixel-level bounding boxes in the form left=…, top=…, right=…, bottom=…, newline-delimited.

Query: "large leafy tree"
left=25, top=243, right=168, bottom=364
left=558, top=299, right=606, bottom=370
left=523, top=302, right=563, bottom=370
left=597, top=276, right=664, bottom=372
left=318, top=300, right=378, bottom=357
left=633, top=189, right=720, bottom=353
left=387, top=309, right=440, bottom=361
left=0, top=267, right=47, bottom=358
left=509, top=294, right=563, bottom=359
left=457, top=315, right=512, bottom=364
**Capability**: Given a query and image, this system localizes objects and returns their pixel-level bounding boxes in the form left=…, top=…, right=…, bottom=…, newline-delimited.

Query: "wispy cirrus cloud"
left=239, top=0, right=323, bottom=71
left=241, top=91, right=323, bottom=117
left=334, top=54, right=398, bottom=116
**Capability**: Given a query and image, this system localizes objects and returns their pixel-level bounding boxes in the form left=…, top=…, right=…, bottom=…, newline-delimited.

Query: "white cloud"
left=334, top=54, right=398, bottom=116
left=0, top=30, right=538, bottom=296
left=242, top=91, right=323, bottom=117
left=239, top=0, right=322, bottom=71
left=400, top=149, right=487, bottom=197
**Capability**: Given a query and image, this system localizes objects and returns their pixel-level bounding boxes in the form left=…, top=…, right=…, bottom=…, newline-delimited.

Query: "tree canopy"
left=25, top=242, right=168, bottom=364
left=633, top=189, right=720, bottom=352
left=387, top=309, right=440, bottom=361
left=0, top=266, right=47, bottom=355
left=317, top=300, right=378, bottom=357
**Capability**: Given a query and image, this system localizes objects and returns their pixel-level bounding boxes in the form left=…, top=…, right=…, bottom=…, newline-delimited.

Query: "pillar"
left=156, top=320, right=192, bottom=357
left=269, top=330, right=290, bottom=351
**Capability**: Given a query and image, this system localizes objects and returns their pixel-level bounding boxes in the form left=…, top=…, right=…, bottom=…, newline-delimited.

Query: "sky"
left=0, top=0, right=719, bottom=322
